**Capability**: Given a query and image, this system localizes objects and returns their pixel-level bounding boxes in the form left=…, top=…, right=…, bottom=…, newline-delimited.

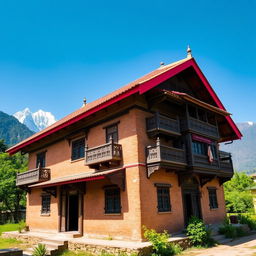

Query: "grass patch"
left=0, top=237, right=23, bottom=249
left=0, top=223, right=19, bottom=235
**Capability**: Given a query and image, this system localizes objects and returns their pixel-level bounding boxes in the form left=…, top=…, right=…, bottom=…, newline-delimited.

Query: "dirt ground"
left=181, top=234, right=256, bottom=256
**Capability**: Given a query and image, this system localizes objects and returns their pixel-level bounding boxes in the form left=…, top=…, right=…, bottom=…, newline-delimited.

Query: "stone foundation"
left=2, top=231, right=190, bottom=256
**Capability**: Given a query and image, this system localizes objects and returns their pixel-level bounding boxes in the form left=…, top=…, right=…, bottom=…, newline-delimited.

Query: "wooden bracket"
left=147, top=165, right=161, bottom=178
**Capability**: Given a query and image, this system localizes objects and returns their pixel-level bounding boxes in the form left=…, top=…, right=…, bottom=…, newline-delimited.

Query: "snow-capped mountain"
left=13, top=108, right=57, bottom=132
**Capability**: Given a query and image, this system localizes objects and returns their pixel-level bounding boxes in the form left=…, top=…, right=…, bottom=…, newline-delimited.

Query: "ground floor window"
left=104, top=186, right=121, bottom=214
left=155, top=184, right=171, bottom=212
left=208, top=187, right=218, bottom=209
left=41, top=194, right=51, bottom=214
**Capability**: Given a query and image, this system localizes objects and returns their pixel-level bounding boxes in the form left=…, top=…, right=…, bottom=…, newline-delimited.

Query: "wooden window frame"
left=36, top=151, right=46, bottom=168
left=71, top=137, right=85, bottom=161
left=104, top=186, right=121, bottom=214
left=41, top=194, right=51, bottom=214
left=155, top=184, right=172, bottom=212
left=208, top=187, right=218, bottom=209
left=105, top=123, right=119, bottom=143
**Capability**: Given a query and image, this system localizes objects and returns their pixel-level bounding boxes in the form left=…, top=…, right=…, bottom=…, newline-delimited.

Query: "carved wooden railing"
left=182, top=117, right=219, bottom=139
left=146, top=141, right=186, bottom=166
left=16, top=167, right=51, bottom=186
left=219, top=150, right=233, bottom=173
left=85, top=139, right=122, bottom=168
left=191, top=150, right=233, bottom=173
left=193, top=154, right=219, bottom=169
left=146, top=113, right=180, bottom=136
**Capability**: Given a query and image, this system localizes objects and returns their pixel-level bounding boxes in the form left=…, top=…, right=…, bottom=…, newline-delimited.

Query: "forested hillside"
left=0, top=111, right=34, bottom=147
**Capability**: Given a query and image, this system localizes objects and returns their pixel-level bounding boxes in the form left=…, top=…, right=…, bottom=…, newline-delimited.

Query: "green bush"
left=186, top=216, right=214, bottom=247
left=17, top=220, right=26, bottom=233
left=143, top=226, right=182, bottom=256
left=238, top=214, right=256, bottom=230
left=32, top=243, right=47, bottom=256
left=219, top=223, right=247, bottom=239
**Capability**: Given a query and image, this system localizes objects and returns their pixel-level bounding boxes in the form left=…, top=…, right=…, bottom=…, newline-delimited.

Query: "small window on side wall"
left=156, top=184, right=171, bottom=212
left=106, top=124, right=118, bottom=143
left=104, top=186, right=121, bottom=214
left=36, top=152, right=46, bottom=168
left=208, top=188, right=218, bottom=209
left=71, top=138, right=85, bottom=161
left=41, top=194, right=51, bottom=214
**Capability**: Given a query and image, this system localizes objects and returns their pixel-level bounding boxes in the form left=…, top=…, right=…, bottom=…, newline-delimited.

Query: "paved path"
left=182, top=234, right=256, bottom=256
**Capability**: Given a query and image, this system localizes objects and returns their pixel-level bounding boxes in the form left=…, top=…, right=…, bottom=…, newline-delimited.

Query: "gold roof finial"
left=187, top=45, right=192, bottom=58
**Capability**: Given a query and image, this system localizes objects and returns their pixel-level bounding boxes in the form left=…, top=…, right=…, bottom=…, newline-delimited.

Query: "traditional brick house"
left=7, top=49, right=242, bottom=241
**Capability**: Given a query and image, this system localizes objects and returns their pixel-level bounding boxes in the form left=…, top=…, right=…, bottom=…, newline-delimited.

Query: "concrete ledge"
left=0, top=249, right=22, bottom=256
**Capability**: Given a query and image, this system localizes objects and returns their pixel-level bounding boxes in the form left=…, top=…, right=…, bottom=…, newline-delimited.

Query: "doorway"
left=183, top=188, right=201, bottom=225
left=181, top=176, right=202, bottom=226
left=67, top=194, right=79, bottom=231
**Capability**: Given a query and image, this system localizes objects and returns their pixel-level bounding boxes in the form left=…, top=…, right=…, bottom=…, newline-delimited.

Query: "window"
left=192, top=141, right=207, bottom=155
left=156, top=185, right=171, bottom=212
left=36, top=152, right=46, bottom=168
left=71, top=138, right=85, bottom=161
left=106, top=124, right=118, bottom=143
left=208, top=188, right=218, bottom=209
left=192, top=141, right=217, bottom=159
left=41, top=194, right=51, bottom=214
left=104, top=186, right=121, bottom=214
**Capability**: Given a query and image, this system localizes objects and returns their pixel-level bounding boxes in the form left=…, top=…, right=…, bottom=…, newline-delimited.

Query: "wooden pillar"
left=60, top=188, right=66, bottom=232
left=78, top=192, right=83, bottom=235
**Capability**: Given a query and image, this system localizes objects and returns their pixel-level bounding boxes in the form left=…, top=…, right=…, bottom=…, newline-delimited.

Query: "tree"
left=0, top=152, right=27, bottom=222
left=224, top=172, right=254, bottom=213
left=0, top=139, right=7, bottom=153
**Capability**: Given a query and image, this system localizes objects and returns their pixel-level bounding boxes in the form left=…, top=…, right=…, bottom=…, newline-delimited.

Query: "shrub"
left=238, top=214, right=256, bottom=230
left=17, top=220, right=26, bottom=233
left=186, top=216, right=214, bottom=247
left=32, top=243, right=47, bottom=256
left=219, top=223, right=247, bottom=239
left=143, top=226, right=182, bottom=256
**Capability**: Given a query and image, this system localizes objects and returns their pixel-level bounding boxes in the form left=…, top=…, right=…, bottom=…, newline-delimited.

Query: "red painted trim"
left=8, top=57, right=241, bottom=154
left=124, top=163, right=146, bottom=168
left=189, top=59, right=242, bottom=139
left=139, top=61, right=192, bottom=94
left=34, top=175, right=105, bottom=188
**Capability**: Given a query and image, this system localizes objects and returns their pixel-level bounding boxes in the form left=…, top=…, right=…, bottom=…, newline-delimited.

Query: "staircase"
left=23, top=238, right=68, bottom=256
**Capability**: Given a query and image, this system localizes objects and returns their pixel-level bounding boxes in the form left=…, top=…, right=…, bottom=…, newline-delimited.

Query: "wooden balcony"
left=146, top=138, right=186, bottom=177
left=85, top=139, right=122, bottom=169
left=219, top=150, right=233, bottom=173
left=16, top=167, right=50, bottom=186
left=191, top=150, right=233, bottom=175
left=182, top=117, right=219, bottom=139
left=146, top=113, right=181, bottom=137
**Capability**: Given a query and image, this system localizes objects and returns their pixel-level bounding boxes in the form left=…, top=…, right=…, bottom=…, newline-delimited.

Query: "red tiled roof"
left=7, top=56, right=242, bottom=154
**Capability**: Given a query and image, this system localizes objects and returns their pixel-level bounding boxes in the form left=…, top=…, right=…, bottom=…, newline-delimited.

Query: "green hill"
left=0, top=111, right=34, bottom=147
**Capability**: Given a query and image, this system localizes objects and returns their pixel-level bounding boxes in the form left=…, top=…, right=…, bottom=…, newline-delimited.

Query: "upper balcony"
left=181, top=117, right=219, bottom=139
left=146, top=138, right=186, bottom=177
left=146, top=113, right=181, bottom=138
left=219, top=150, right=233, bottom=173
left=191, top=150, right=233, bottom=175
left=85, top=139, right=123, bottom=170
left=16, top=167, right=51, bottom=186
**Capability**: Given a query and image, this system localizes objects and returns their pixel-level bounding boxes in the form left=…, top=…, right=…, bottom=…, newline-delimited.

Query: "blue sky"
left=0, top=0, right=255, bottom=122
